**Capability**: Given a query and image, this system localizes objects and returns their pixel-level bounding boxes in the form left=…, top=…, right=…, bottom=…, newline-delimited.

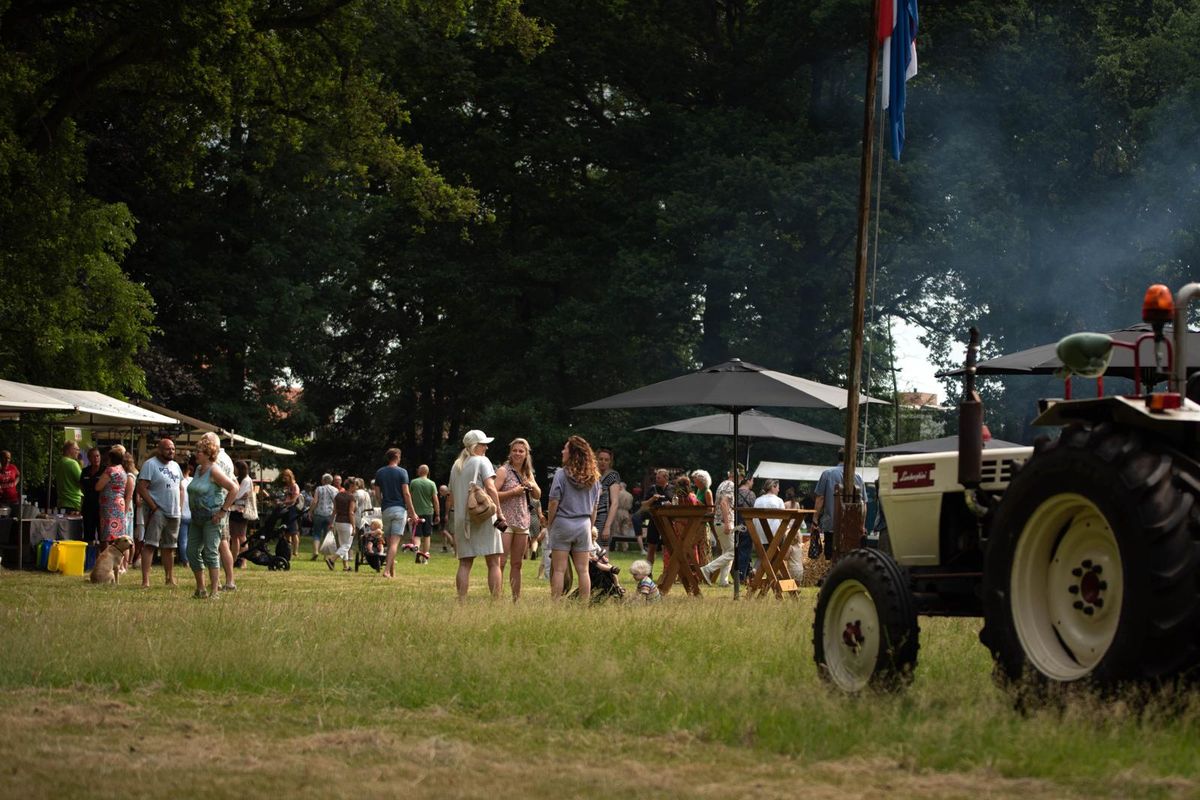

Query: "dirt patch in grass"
left=0, top=687, right=1177, bottom=800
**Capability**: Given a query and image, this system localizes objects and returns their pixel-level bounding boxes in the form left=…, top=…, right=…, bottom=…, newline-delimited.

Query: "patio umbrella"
left=637, top=409, right=843, bottom=468
left=868, top=434, right=1023, bottom=455
left=577, top=358, right=884, bottom=479
left=940, top=324, right=1200, bottom=381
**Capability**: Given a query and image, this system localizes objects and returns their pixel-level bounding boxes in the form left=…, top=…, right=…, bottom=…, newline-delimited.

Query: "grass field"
left=1, top=546, right=1198, bottom=799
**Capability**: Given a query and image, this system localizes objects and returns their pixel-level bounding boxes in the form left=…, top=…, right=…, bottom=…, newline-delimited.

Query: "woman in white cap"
left=448, top=429, right=506, bottom=599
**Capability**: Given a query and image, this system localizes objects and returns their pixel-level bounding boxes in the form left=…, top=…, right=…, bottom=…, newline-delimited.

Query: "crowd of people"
left=5, top=428, right=865, bottom=604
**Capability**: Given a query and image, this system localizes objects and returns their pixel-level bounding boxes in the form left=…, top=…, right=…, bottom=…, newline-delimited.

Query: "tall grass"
left=1, top=551, right=1198, bottom=796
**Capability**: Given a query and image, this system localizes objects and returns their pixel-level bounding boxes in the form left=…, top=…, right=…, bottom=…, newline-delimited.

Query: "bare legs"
left=456, top=553, right=504, bottom=600
left=384, top=534, right=401, bottom=578
left=218, top=538, right=235, bottom=589
left=504, top=533, right=528, bottom=601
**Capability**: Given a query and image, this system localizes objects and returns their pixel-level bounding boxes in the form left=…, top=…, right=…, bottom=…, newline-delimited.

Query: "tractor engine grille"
left=980, top=458, right=1020, bottom=489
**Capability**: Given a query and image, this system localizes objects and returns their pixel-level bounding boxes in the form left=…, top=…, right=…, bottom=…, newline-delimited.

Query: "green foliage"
left=4, top=0, right=1200, bottom=478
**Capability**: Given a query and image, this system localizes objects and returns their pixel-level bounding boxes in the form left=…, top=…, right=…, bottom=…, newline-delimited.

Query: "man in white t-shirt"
left=136, top=438, right=184, bottom=587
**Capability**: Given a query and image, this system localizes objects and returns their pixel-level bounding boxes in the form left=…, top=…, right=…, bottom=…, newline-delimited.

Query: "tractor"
left=813, top=282, right=1200, bottom=694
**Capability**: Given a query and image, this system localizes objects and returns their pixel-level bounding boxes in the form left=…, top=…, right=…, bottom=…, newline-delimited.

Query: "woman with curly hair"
left=546, top=435, right=602, bottom=601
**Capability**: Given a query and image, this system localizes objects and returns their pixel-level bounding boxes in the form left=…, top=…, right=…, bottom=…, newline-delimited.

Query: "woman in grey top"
left=448, top=429, right=506, bottom=599
left=546, top=435, right=602, bottom=601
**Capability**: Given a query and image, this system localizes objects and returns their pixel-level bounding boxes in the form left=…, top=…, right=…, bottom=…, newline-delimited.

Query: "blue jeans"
left=735, top=526, right=754, bottom=581
left=311, top=514, right=332, bottom=543
left=178, top=520, right=190, bottom=565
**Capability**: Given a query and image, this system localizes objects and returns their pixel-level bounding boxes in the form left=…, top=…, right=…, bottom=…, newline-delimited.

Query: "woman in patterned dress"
left=495, top=438, right=541, bottom=602
left=95, top=449, right=127, bottom=543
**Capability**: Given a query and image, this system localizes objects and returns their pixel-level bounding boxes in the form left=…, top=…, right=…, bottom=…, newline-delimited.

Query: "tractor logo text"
left=894, top=463, right=936, bottom=489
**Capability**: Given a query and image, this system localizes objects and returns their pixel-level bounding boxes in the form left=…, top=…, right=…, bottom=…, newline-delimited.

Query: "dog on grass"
left=89, top=536, right=134, bottom=584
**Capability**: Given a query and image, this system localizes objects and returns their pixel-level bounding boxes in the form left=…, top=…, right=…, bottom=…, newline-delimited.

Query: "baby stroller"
left=354, top=526, right=386, bottom=572
left=567, top=547, right=626, bottom=603
left=238, top=505, right=292, bottom=571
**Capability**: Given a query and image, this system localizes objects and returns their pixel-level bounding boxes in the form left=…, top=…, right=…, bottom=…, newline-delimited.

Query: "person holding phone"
left=495, top=437, right=540, bottom=602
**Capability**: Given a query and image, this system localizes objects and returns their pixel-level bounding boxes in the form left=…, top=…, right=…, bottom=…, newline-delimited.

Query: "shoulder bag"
left=467, top=481, right=496, bottom=523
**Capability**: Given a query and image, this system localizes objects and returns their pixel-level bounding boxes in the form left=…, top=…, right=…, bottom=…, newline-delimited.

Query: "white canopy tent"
left=25, top=386, right=178, bottom=428
left=132, top=400, right=296, bottom=457
left=753, top=460, right=879, bottom=483
left=0, top=379, right=76, bottom=414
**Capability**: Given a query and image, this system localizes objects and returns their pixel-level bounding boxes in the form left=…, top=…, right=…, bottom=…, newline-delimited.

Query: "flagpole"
left=836, top=0, right=883, bottom=560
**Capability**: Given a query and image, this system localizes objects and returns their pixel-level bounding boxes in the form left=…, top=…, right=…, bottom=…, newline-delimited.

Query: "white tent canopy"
left=3, top=383, right=180, bottom=427
left=0, top=379, right=76, bottom=413
left=133, top=399, right=296, bottom=456
left=753, top=460, right=879, bottom=483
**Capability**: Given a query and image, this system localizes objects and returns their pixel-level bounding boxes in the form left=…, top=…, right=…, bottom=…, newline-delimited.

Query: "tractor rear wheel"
left=813, top=548, right=919, bottom=692
left=982, top=424, right=1200, bottom=691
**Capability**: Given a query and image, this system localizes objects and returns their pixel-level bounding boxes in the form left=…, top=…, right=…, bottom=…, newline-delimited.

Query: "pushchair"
left=567, top=547, right=626, bottom=603
left=237, top=505, right=292, bottom=571
left=354, top=526, right=386, bottom=572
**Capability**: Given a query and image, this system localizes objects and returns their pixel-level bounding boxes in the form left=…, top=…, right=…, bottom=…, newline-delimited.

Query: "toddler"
left=363, top=518, right=385, bottom=555
left=630, top=559, right=660, bottom=602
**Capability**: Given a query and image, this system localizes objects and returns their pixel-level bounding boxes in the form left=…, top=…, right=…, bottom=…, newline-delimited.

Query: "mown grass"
left=1, top=548, right=1198, bottom=798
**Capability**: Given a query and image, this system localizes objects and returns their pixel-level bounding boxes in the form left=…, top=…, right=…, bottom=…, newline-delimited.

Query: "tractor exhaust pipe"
left=958, top=327, right=984, bottom=492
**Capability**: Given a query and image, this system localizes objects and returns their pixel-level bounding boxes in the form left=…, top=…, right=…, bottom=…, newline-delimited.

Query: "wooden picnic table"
left=648, top=505, right=712, bottom=596
left=740, top=508, right=810, bottom=598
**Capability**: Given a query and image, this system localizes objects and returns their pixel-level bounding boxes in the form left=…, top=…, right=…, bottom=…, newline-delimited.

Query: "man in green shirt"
left=56, top=440, right=83, bottom=512
left=409, top=464, right=439, bottom=564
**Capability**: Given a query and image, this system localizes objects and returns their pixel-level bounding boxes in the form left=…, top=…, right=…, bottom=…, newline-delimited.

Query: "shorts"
left=228, top=511, right=248, bottom=537
left=382, top=506, right=408, bottom=538
left=284, top=507, right=299, bottom=534
left=416, top=514, right=434, bottom=538
left=548, top=516, right=591, bottom=553
left=143, top=513, right=180, bottom=548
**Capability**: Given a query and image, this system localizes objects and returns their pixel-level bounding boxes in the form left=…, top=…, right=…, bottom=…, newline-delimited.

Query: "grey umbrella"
left=868, top=434, right=1023, bottom=455
left=940, top=324, right=1200, bottom=380
left=637, top=409, right=843, bottom=467
left=577, top=358, right=884, bottom=482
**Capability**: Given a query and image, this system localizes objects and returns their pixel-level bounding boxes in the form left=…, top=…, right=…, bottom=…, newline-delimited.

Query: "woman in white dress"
left=448, top=429, right=507, bottom=599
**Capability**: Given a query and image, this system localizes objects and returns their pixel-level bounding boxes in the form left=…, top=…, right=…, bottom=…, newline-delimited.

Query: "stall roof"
left=753, top=460, right=879, bottom=483
left=0, top=381, right=179, bottom=427
left=0, top=379, right=75, bottom=413
left=134, top=399, right=296, bottom=456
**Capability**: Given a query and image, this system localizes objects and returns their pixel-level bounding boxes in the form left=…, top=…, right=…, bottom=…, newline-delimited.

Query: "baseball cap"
left=463, top=429, right=494, bottom=448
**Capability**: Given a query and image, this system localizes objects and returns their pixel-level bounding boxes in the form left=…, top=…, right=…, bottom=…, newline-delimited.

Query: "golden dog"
left=89, top=535, right=133, bottom=584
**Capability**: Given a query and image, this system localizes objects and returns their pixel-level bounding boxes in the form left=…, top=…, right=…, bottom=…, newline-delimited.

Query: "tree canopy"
left=2, top=0, right=1198, bottom=481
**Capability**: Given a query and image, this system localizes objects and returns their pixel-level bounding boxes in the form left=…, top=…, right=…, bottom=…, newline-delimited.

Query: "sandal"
left=221, top=583, right=237, bottom=592
left=192, top=589, right=207, bottom=599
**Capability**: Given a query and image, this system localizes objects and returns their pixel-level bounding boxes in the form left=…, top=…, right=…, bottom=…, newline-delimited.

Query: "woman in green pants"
left=187, top=436, right=239, bottom=599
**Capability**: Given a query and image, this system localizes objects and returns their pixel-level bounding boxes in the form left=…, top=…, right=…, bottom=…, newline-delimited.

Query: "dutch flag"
left=879, top=0, right=918, bottom=160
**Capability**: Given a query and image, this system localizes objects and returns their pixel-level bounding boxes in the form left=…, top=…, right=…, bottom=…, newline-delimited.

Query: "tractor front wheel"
left=813, top=548, right=919, bottom=692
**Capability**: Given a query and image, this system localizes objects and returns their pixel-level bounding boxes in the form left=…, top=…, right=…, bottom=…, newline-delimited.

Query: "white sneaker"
left=699, top=566, right=713, bottom=586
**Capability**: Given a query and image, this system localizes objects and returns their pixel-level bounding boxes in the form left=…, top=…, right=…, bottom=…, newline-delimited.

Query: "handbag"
left=319, top=530, right=338, bottom=556
left=242, top=489, right=259, bottom=522
left=467, top=482, right=496, bottom=523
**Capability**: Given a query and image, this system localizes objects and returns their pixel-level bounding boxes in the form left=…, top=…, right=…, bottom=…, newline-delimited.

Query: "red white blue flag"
left=878, top=0, right=918, bottom=160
